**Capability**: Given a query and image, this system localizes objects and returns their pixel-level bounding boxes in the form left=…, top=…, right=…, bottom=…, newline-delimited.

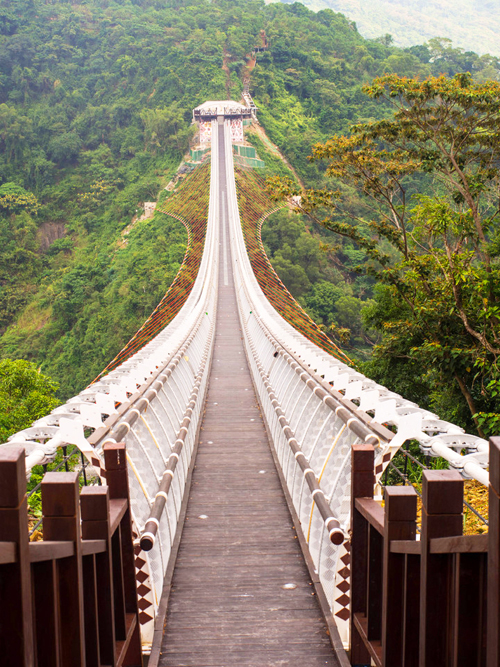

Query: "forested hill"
left=277, top=0, right=500, bottom=57
left=0, top=0, right=499, bottom=411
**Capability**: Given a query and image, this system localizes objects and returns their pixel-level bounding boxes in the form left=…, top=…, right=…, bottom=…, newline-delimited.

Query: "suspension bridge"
left=0, top=107, right=498, bottom=667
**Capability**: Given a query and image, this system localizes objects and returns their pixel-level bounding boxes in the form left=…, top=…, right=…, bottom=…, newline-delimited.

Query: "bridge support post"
left=81, top=484, right=116, bottom=666
left=488, top=437, right=500, bottom=667
left=350, top=444, right=374, bottom=667
left=382, top=485, right=418, bottom=667
left=104, top=442, right=143, bottom=666
left=419, top=469, right=463, bottom=667
left=0, top=447, right=34, bottom=667
left=41, top=470, right=86, bottom=666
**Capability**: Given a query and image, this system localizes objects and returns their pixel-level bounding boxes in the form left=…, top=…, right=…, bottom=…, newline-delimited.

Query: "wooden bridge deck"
left=155, top=125, right=342, bottom=667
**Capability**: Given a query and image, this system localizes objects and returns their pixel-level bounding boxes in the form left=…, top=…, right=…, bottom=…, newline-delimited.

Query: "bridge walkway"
left=155, top=124, right=341, bottom=666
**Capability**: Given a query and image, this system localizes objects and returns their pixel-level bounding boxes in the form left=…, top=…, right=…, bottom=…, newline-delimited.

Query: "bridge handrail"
left=0, top=120, right=221, bottom=651
left=3, top=133, right=218, bottom=475
left=222, top=118, right=488, bottom=646
left=229, top=136, right=488, bottom=487
left=0, top=442, right=143, bottom=666
left=350, top=438, right=500, bottom=666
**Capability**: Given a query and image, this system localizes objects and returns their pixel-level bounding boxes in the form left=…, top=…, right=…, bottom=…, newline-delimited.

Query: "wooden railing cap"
left=0, top=446, right=26, bottom=508
left=384, top=485, right=418, bottom=522
left=352, top=443, right=375, bottom=471
left=422, top=469, right=463, bottom=515
left=80, top=485, right=109, bottom=521
left=103, top=442, right=127, bottom=470
left=42, top=472, right=80, bottom=517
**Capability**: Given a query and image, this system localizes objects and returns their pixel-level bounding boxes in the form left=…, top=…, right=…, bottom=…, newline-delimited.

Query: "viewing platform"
left=192, top=100, right=252, bottom=122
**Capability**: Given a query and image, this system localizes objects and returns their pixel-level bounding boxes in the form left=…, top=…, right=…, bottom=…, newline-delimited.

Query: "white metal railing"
left=0, top=111, right=491, bottom=651
left=223, top=118, right=489, bottom=646
left=223, top=118, right=488, bottom=487
left=0, top=120, right=220, bottom=650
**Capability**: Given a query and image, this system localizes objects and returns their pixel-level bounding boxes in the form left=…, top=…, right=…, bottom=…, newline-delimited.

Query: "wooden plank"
left=115, top=613, right=137, bottom=666
left=109, top=499, right=127, bottom=535
left=382, top=486, right=418, bottom=667
left=81, top=539, right=107, bottom=556
left=390, top=540, right=421, bottom=554
left=0, top=540, right=16, bottom=564
left=403, top=554, right=420, bottom=667
left=82, top=553, right=101, bottom=667
left=103, top=442, right=142, bottom=665
left=351, top=444, right=374, bottom=667
left=488, top=437, right=500, bottom=667
left=430, top=534, right=488, bottom=554
left=355, top=497, right=385, bottom=535
left=0, top=447, right=35, bottom=666
left=29, top=540, right=74, bottom=562
left=32, top=559, right=61, bottom=667
left=367, top=525, right=383, bottom=640
left=353, top=613, right=383, bottom=667
left=452, top=552, right=487, bottom=667
left=80, top=485, right=116, bottom=666
left=42, top=472, right=86, bottom=666
left=420, top=470, right=463, bottom=667
left=156, top=125, right=342, bottom=667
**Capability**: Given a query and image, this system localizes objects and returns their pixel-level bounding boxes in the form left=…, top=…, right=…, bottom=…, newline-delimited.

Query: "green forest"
left=0, top=0, right=499, bottom=440
left=280, top=0, right=500, bottom=57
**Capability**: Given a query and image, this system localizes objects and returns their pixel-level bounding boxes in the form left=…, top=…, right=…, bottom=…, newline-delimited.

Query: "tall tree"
left=269, top=73, right=500, bottom=435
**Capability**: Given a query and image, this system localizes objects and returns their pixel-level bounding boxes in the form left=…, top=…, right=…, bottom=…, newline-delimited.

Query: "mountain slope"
left=0, top=0, right=498, bottom=401
left=276, top=0, right=500, bottom=57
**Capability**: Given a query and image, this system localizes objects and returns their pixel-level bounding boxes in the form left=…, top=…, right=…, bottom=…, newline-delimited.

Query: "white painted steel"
left=0, top=114, right=490, bottom=651
left=222, top=118, right=489, bottom=646
left=0, top=120, right=221, bottom=651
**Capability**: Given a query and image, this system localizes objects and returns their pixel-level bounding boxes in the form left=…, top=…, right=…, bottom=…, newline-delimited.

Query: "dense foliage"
left=0, top=0, right=257, bottom=397
left=282, top=0, right=500, bottom=57
left=0, top=358, right=59, bottom=442
left=0, top=0, right=498, bottom=441
left=271, top=73, right=500, bottom=436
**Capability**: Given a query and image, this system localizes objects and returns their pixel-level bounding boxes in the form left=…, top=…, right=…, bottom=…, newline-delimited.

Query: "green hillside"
left=0, top=0, right=498, bottom=435
left=276, top=0, right=500, bottom=57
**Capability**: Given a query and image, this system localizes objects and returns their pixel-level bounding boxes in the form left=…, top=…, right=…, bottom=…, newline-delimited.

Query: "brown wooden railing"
left=0, top=442, right=142, bottom=667
left=350, top=437, right=500, bottom=667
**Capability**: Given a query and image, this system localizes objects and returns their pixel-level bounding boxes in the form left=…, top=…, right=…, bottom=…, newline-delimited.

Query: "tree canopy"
left=0, top=358, right=59, bottom=442
left=270, top=73, right=500, bottom=435
left=0, top=0, right=498, bottom=419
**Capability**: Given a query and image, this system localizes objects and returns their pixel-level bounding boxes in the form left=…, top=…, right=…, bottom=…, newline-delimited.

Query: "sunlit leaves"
left=270, top=73, right=500, bottom=434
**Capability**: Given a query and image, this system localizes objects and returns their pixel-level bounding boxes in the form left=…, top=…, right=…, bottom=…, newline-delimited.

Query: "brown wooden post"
left=104, top=442, right=143, bottom=666
left=81, top=485, right=116, bottom=666
left=452, top=550, right=486, bottom=666
left=382, top=485, right=418, bottom=667
left=404, top=547, right=421, bottom=667
left=350, top=443, right=374, bottom=667
left=0, top=446, right=34, bottom=666
left=419, top=470, right=463, bottom=667
left=488, top=437, right=500, bottom=667
left=42, top=471, right=86, bottom=667
left=367, top=525, right=383, bottom=641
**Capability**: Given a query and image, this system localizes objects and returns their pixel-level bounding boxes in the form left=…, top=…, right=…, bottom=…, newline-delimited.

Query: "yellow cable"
left=141, top=414, right=160, bottom=450
left=126, top=453, right=150, bottom=503
left=306, top=424, right=347, bottom=542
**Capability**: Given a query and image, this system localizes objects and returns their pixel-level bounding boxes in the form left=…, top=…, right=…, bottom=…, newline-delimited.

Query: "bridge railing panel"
left=223, top=114, right=494, bottom=651
left=0, top=442, right=142, bottom=667
left=1, top=119, right=220, bottom=651
left=224, top=119, right=383, bottom=642
left=350, top=438, right=499, bottom=666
